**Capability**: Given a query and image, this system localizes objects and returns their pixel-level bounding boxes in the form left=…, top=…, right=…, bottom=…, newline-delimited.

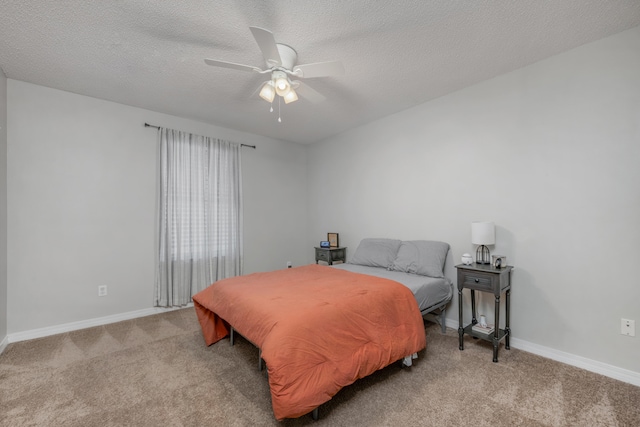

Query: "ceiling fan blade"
left=291, top=81, right=326, bottom=103
left=204, top=58, right=263, bottom=73
left=293, top=61, right=345, bottom=78
left=249, top=26, right=282, bottom=67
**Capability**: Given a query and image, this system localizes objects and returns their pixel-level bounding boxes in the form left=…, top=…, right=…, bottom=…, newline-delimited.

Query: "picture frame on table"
left=327, top=233, right=339, bottom=248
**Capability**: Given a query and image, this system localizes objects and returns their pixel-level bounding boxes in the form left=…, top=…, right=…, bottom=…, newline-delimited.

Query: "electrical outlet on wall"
left=98, top=285, right=107, bottom=297
left=621, top=318, right=635, bottom=337
left=287, top=261, right=292, bottom=268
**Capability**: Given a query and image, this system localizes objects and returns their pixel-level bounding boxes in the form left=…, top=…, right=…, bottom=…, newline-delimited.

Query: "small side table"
left=315, top=247, right=347, bottom=265
left=456, top=263, right=513, bottom=362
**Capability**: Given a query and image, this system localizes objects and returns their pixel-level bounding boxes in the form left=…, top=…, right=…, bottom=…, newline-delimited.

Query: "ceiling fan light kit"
left=258, top=71, right=298, bottom=105
left=204, top=26, right=344, bottom=119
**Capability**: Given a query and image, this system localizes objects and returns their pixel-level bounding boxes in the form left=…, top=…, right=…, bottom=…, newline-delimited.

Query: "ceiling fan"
left=204, top=27, right=344, bottom=107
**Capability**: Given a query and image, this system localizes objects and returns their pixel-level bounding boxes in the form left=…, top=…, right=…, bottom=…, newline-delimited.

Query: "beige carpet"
left=1, top=308, right=639, bottom=426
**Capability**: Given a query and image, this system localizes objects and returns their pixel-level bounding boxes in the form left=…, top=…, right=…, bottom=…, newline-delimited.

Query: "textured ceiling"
left=1, top=1, right=640, bottom=144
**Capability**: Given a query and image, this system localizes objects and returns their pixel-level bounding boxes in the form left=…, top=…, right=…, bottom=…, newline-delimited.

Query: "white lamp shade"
left=259, top=82, right=275, bottom=103
left=283, top=87, right=298, bottom=104
left=274, top=76, right=290, bottom=96
left=471, top=221, right=495, bottom=245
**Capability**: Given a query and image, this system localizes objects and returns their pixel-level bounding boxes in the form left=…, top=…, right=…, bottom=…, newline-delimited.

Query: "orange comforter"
left=192, top=264, right=426, bottom=420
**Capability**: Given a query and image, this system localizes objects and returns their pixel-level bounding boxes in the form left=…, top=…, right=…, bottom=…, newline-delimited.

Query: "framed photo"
left=327, top=233, right=339, bottom=248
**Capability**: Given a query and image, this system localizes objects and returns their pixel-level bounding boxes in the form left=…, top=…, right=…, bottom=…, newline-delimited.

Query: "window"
left=155, top=128, right=243, bottom=307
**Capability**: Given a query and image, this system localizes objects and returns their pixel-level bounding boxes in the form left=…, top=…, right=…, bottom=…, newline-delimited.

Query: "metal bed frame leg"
left=421, top=298, right=452, bottom=335
left=439, top=307, right=447, bottom=334
left=401, top=352, right=418, bottom=368
left=230, top=326, right=267, bottom=375
left=402, top=355, right=413, bottom=367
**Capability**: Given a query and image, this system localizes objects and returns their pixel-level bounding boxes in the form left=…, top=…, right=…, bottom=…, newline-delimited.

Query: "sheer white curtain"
left=155, top=127, right=243, bottom=307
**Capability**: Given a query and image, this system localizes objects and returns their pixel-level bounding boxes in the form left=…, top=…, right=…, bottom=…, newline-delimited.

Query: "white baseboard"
left=0, top=334, right=8, bottom=355
left=509, top=337, right=640, bottom=387
left=445, top=318, right=640, bottom=387
left=7, top=304, right=194, bottom=345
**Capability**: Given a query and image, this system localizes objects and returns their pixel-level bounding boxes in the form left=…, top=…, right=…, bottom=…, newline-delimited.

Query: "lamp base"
left=476, top=245, right=491, bottom=264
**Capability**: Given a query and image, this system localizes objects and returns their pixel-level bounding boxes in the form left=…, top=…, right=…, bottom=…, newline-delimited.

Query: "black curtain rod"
left=144, top=123, right=256, bottom=149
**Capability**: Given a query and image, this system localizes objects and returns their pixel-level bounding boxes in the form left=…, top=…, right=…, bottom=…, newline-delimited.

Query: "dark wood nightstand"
left=314, top=247, right=347, bottom=265
left=456, top=263, right=513, bottom=362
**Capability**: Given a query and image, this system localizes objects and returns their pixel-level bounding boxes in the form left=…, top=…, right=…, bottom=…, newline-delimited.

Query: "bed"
left=193, top=238, right=452, bottom=420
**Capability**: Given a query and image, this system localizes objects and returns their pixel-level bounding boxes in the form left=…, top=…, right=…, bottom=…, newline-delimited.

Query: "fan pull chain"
left=278, top=97, right=282, bottom=123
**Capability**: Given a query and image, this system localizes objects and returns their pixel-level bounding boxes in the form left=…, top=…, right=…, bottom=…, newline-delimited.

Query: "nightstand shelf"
left=456, top=263, right=513, bottom=362
left=462, top=324, right=508, bottom=341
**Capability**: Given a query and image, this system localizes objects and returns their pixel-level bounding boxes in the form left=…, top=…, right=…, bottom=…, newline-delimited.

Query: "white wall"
left=307, top=26, right=640, bottom=374
left=7, top=80, right=307, bottom=334
left=0, top=69, right=7, bottom=346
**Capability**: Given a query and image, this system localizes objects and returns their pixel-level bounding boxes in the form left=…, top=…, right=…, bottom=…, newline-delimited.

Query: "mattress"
left=331, top=263, right=452, bottom=313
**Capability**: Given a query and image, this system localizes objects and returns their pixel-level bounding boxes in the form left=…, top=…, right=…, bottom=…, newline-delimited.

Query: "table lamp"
left=472, top=221, right=495, bottom=264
